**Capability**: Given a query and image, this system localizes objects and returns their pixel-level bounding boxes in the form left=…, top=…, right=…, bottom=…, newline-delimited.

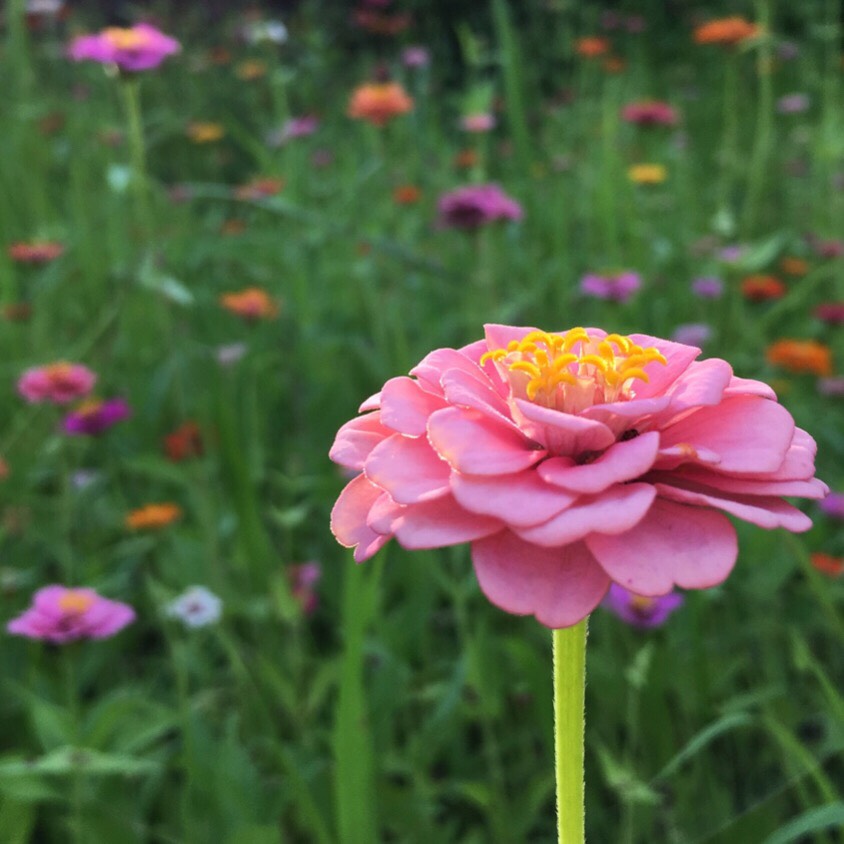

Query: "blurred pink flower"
left=460, top=113, right=496, bottom=133
left=266, top=115, right=320, bottom=147
left=62, top=397, right=131, bottom=435
left=819, top=492, right=844, bottom=519
left=330, top=325, right=826, bottom=628
left=68, top=23, right=180, bottom=72
left=288, top=562, right=322, bottom=614
left=580, top=271, right=641, bottom=303
left=18, top=362, right=96, bottom=404
left=437, top=184, right=523, bottom=230
left=7, top=585, right=135, bottom=643
left=621, top=100, right=678, bottom=126
left=601, top=584, right=683, bottom=628
left=402, top=45, right=430, bottom=68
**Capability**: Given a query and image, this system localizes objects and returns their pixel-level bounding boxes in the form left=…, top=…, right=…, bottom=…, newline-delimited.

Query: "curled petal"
left=471, top=532, right=610, bottom=629
left=513, top=399, right=615, bottom=456
left=365, top=433, right=450, bottom=504
left=587, top=499, right=737, bottom=595
left=329, top=412, right=391, bottom=470
left=330, top=474, right=389, bottom=562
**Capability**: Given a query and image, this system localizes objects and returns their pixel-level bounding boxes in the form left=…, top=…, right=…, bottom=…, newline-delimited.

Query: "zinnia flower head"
left=330, top=324, right=826, bottom=628
left=628, top=163, right=667, bottom=185
left=125, top=503, right=182, bottom=530
left=233, top=177, right=285, bottom=200
left=347, top=82, right=413, bottom=127
left=164, top=421, right=204, bottom=461
left=671, top=323, right=711, bottom=347
left=402, top=45, right=430, bottom=68
left=741, top=275, right=786, bottom=301
left=601, top=584, right=684, bottom=628
left=166, top=586, right=222, bottom=628
left=621, top=101, right=678, bottom=126
left=767, top=340, right=833, bottom=377
left=62, top=397, right=131, bottom=435
left=7, top=585, right=135, bottom=643
left=68, top=24, right=180, bottom=72
left=186, top=122, right=225, bottom=143
left=575, top=37, right=610, bottom=58
left=437, top=184, right=523, bottom=230
left=18, top=362, right=96, bottom=404
left=220, top=287, right=280, bottom=321
left=266, top=115, right=319, bottom=146
left=691, top=276, right=724, bottom=299
left=693, top=17, right=760, bottom=46
left=580, top=271, right=641, bottom=303
left=819, top=492, right=844, bottom=519
left=7, top=241, right=64, bottom=263
left=814, top=302, right=844, bottom=325
left=460, top=113, right=496, bottom=133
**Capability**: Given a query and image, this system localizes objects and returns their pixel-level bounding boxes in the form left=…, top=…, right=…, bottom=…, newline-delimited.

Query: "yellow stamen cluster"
left=104, top=28, right=150, bottom=50
left=58, top=590, right=95, bottom=615
left=481, top=328, right=667, bottom=411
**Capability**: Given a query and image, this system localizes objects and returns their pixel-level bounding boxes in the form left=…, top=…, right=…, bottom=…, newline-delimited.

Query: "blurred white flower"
left=167, top=586, right=222, bottom=628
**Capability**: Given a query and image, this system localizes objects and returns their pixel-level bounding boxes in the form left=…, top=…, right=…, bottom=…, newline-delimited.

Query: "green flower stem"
left=119, top=77, right=152, bottom=238
left=553, top=618, right=588, bottom=844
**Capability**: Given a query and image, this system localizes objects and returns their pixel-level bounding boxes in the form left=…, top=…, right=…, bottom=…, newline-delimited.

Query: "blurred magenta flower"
left=330, top=324, right=826, bottom=628
left=437, top=184, right=523, bottom=230
left=621, top=100, right=678, bottom=126
left=819, top=493, right=844, bottom=519
left=601, top=584, right=683, bottom=628
left=7, top=585, right=135, bottom=643
left=62, top=397, right=130, bottom=435
left=580, top=271, right=641, bottom=303
left=17, top=362, right=96, bottom=404
left=166, top=586, right=222, bottom=628
left=691, top=276, right=724, bottom=299
left=402, top=45, right=430, bottom=68
left=288, top=562, right=322, bottom=614
left=814, top=303, right=844, bottom=325
left=68, top=24, right=180, bottom=72
left=266, top=115, right=319, bottom=147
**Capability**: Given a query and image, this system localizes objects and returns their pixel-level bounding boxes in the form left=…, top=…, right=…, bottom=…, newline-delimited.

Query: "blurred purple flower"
left=266, top=115, right=319, bottom=147
left=62, top=398, right=130, bottom=436
left=777, top=93, right=810, bottom=114
left=7, top=585, right=135, bottom=643
left=819, top=493, right=844, bottom=519
left=580, top=271, right=641, bottom=303
left=436, top=184, right=523, bottom=230
left=671, top=323, right=711, bottom=347
left=402, top=46, right=430, bottom=68
left=602, top=584, right=684, bottom=628
left=289, top=562, right=322, bottom=615
left=777, top=41, right=800, bottom=61
left=719, top=245, right=746, bottom=263
left=818, top=377, right=844, bottom=396
left=691, top=276, right=724, bottom=298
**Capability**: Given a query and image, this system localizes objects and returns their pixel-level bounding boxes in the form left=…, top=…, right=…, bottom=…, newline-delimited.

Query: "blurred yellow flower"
left=628, top=163, right=667, bottom=184
left=235, top=59, right=267, bottom=81
left=186, top=121, right=225, bottom=143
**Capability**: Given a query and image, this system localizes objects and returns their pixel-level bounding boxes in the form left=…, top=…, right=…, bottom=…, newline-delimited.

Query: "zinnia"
left=18, top=362, right=96, bottom=404
left=621, top=101, right=678, bottom=126
left=437, top=184, right=523, bottom=230
left=767, top=340, right=833, bottom=377
left=125, top=503, right=182, bottom=530
left=601, top=584, right=684, bottom=628
left=580, top=271, right=641, bottom=303
left=7, top=585, right=135, bottom=643
left=62, top=397, right=131, bottom=435
left=347, top=82, right=413, bottom=127
left=330, top=324, right=826, bottom=628
left=693, top=17, right=760, bottom=46
left=68, top=23, right=180, bottom=72
left=7, top=241, right=64, bottom=263
left=220, top=287, right=280, bottom=320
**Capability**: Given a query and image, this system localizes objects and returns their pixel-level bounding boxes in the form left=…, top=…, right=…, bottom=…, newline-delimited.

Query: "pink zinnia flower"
left=7, top=585, right=135, bottom=643
left=460, top=113, right=496, bottom=133
left=580, top=271, right=641, bottom=303
left=437, top=184, right=523, bottom=230
left=621, top=100, right=678, bottom=126
left=17, top=362, right=96, bottom=404
left=330, top=325, right=826, bottom=628
left=62, top=397, right=131, bottom=435
left=68, top=24, right=180, bottom=72
left=601, top=584, right=684, bottom=628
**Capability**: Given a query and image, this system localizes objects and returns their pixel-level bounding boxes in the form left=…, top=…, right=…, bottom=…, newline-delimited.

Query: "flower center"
left=482, top=328, right=666, bottom=413
left=58, top=590, right=95, bottom=615
left=629, top=594, right=657, bottom=616
left=44, top=362, right=74, bottom=384
left=104, top=27, right=150, bottom=50
left=74, top=398, right=104, bottom=418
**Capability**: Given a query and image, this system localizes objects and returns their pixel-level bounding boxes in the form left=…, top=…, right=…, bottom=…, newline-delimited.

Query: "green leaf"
left=0, top=796, right=36, bottom=844
left=762, top=803, right=844, bottom=844
left=0, top=748, right=160, bottom=778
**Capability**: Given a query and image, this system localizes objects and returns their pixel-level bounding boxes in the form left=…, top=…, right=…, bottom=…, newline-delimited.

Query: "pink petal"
left=329, top=412, right=392, bottom=470
left=364, top=433, right=450, bottom=504
left=427, top=406, right=544, bottom=475
left=652, top=466, right=828, bottom=499
left=367, top=492, right=404, bottom=535
left=661, top=358, right=733, bottom=417
left=580, top=396, right=671, bottom=428
left=483, top=323, right=541, bottom=352
left=660, top=396, right=794, bottom=474
left=513, top=399, right=616, bottom=456
left=766, top=429, right=817, bottom=481
left=538, top=431, right=660, bottom=494
left=358, top=392, right=381, bottom=412
left=471, top=532, right=610, bottom=628
left=450, top=469, right=577, bottom=527
left=379, top=376, right=446, bottom=435
left=587, top=499, right=737, bottom=595
left=330, top=474, right=389, bottom=562
left=627, top=334, right=700, bottom=398
left=410, top=348, right=481, bottom=395
left=392, top=495, right=502, bottom=549
left=723, top=375, right=777, bottom=400
left=515, top=483, right=656, bottom=547
left=653, top=481, right=813, bottom=532
left=440, top=368, right=512, bottom=425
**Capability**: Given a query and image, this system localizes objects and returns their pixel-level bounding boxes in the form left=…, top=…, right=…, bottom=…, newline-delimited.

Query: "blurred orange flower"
left=454, top=148, right=479, bottom=168
left=575, top=37, right=610, bottom=58
left=603, top=56, right=626, bottom=73
left=741, top=275, right=786, bottom=301
left=234, top=178, right=285, bottom=200
left=186, top=122, right=225, bottom=143
left=220, top=219, right=247, bottom=236
left=164, top=421, right=204, bottom=462
left=2, top=303, right=33, bottom=322
left=810, top=553, right=843, bottom=578
left=220, top=287, right=280, bottom=320
left=347, top=82, right=413, bottom=127
left=235, top=59, right=267, bottom=80
left=8, top=241, right=64, bottom=263
left=694, top=17, right=760, bottom=46
left=780, top=256, right=809, bottom=276
left=125, top=503, right=182, bottom=530
left=767, top=339, right=832, bottom=376
left=393, top=184, right=422, bottom=205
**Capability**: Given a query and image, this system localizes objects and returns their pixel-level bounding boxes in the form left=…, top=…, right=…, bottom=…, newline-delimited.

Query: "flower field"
left=1, top=1, right=843, bottom=841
